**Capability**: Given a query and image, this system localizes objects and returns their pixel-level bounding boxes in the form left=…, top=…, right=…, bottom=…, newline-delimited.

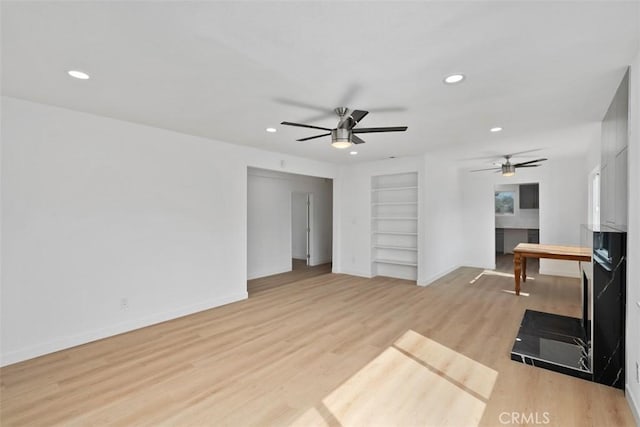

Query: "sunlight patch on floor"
left=469, top=269, right=536, bottom=284
left=502, top=289, right=530, bottom=296
left=290, top=330, right=498, bottom=427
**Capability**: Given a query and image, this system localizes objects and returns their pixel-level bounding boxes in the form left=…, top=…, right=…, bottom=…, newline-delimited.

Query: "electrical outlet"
left=120, top=298, right=129, bottom=310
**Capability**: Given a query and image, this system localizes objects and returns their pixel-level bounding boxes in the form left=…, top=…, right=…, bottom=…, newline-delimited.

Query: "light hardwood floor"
left=495, top=253, right=539, bottom=275
left=0, top=267, right=634, bottom=426
left=248, top=260, right=332, bottom=295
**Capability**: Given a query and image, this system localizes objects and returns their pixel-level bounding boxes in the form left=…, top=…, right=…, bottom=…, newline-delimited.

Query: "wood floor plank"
left=0, top=266, right=635, bottom=426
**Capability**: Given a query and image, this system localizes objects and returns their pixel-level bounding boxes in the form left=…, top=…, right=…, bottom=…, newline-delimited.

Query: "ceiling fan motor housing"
left=502, top=163, right=516, bottom=175
left=332, top=128, right=350, bottom=143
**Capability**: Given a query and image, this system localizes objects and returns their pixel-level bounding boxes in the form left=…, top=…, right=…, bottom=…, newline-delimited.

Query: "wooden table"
left=513, top=243, right=591, bottom=295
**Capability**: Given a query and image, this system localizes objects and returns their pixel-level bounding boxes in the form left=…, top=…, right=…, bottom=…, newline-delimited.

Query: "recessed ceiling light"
left=67, top=70, right=90, bottom=80
left=349, top=151, right=358, bottom=155
left=490, top=127, right=503, bottom=133
left=443, top=74, right=465, bottom=84
left=265, top=127, right=277, bottom=133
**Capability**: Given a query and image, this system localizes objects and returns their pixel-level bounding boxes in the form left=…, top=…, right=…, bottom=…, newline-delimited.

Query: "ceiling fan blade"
left=337, top=109, right=369, bottom=130
left=513, top=158, right=548, bottom=167
left=515, top=164, right=541, bottom=168
left=351, top=134, right=366, bottom=144
left=281, top=121, right=332, bottom=131
left=350, top=110, right=369, bottom=125
left=506, top=148, right=543, bottom=158
left=296, top=133, right=331, bottom=142
left=352, top=126, right=408, bottom=134
left=470, top=167, right=502, bottom=172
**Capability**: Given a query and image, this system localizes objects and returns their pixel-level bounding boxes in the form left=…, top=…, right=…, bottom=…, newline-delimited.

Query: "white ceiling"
left=2, top=1, right=639, bottom=165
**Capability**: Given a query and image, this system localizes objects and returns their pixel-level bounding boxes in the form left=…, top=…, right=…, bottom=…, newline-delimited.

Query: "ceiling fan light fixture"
left=502, top=163, right=516, bottom=176
left=331, top=140, right=352, bottom=149
left=490, top=127, right=503, bottom=133
left=331, top=128, right=352, bottom=149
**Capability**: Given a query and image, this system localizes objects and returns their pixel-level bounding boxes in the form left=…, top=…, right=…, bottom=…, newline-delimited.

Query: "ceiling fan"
left=470, top=154, right=548, bottom=176
left=281, top=107, right=407, bottom=149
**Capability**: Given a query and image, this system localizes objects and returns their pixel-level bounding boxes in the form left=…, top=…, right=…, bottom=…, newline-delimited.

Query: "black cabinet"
left=519, top=184, right=539, bottom=209
left=495, top=228, right=504, bottom=254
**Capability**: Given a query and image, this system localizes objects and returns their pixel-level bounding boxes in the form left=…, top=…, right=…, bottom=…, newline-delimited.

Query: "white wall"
left=461, top=155, right=590, bottom=277
left=419, top=155, right=464, bottom=285
left=0, top=96, right=337, bottom=366
left=625, top=47, right=640, bottom=423
left=247, top=168, right=332, bottom=279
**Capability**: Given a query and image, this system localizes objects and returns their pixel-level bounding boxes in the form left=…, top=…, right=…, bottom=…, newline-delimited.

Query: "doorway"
left=246, top=167, right=333, bottom=292
left=494, top=182, right=540, bottom=274
left=291, top=192, right=311, bottom=269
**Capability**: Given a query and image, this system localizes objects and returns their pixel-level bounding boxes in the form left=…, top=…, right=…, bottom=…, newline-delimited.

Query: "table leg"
left=514, top=253, right=521, bottom=296
left=522, top=257, right=527, bottom=283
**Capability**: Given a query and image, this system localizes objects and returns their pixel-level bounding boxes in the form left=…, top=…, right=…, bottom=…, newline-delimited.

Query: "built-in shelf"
left=371, top=172, right=419, bottom=282
left=373, top=245, right=418, bottom=251
left=373, top=258, right=418, bottom=267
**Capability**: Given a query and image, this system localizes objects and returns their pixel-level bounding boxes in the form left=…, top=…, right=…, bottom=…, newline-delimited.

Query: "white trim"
left=333, top=269, right=373, bottom=279
left=418, top=265, right=461, bottom=287
left=538, top=267, right=581, bottom=278
left=463, top=262, right=496, bottom=270
left=247, top=265, right=291, bottom=280
left=0, top=292, right=248, bottom=367
left=627, top=384, right=640, bottom=427
left=309, top=256, right=332, bottom=267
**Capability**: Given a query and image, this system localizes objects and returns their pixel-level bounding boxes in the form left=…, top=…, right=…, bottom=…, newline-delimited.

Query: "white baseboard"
left=247, top=265, right=291, bottom=280
left=539, top=259, right=580, bottom=278
left=0, top=292, right=247, bottom=367
left=309, top=256, right=331, bottom=267
left=418, top=265, right=461, bottom=287
left=627, top=385, right=640, bottom=427
left=461, top=262, right=496, bottom=270
left=333, top=268, right=372, bottom=279
left=538, top=267, right=581, bottom=278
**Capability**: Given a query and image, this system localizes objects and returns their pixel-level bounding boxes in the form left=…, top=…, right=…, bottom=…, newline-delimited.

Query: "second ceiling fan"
left=281, top=107, right=407, bottom=149
left=471, top=154, right=548, bottom=176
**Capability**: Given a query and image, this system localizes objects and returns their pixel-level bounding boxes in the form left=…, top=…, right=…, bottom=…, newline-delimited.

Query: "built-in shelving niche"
left=371, top=172, right=418, bottom=281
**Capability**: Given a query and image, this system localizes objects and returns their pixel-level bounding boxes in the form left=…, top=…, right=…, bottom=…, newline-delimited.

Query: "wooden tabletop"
left=513, top=243, right=591, bottom=260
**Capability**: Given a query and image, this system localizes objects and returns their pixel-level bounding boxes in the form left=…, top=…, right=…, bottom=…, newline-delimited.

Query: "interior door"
left=291, top=192, right=311, bottom=267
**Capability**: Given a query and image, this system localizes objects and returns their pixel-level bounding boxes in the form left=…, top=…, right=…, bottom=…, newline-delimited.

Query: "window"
left=495, top=191, right=515, bottom=215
